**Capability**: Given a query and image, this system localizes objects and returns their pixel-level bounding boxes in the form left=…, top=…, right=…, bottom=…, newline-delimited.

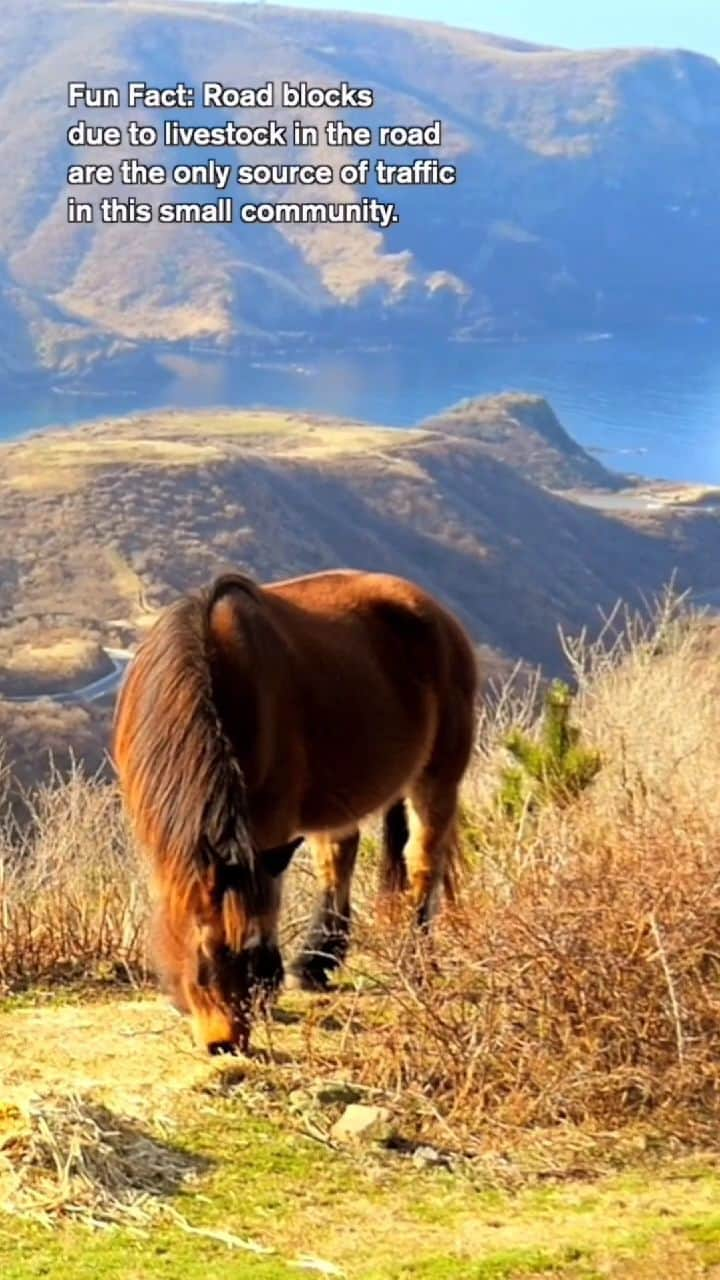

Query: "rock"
left=288, top=1083, right=363, bottom=1113
left=411, top=1145, right=445, bottom=1169
left=312, top=1083, right=363, bottom=1108
left=288, top=1088, right=312, bottom=1113
left=330, top=1104, right=393, bottom=1145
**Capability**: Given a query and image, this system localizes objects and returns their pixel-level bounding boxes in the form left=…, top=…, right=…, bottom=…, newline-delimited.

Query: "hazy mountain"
left=2, top=0, right=720, bottom=387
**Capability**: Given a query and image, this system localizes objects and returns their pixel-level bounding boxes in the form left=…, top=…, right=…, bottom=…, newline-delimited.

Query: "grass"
left=1, top=411, right=425, bottom=496
left=4, top=396, right=625, bottom=490
left=2, top=394, right=717, bottom=774
left=3, top=437, right=225, bottom=493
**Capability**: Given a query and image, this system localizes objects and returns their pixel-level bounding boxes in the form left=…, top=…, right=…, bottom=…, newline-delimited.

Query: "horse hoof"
left=285, top=967, right=330, bottom=993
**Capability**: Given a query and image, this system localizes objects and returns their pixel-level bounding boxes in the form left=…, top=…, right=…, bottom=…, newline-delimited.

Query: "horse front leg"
left=287, top=829, right=359, bottom=990
left=236, top=835, right=302, bottom=1007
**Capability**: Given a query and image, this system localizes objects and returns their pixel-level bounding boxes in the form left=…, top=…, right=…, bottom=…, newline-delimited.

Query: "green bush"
left=499, top=680, right=601, bottom=821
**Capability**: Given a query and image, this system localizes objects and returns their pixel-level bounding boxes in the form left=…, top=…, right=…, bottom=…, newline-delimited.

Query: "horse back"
left=272, top=570, right=475, bottom=690
left=214, top=569, right=476, bottom=705
left=208, top=571, right=477, bottom=837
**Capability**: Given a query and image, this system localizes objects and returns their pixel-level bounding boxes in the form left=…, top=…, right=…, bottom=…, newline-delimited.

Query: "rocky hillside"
left=2, top=0, right=720, bottom=387
left=422, top=393, right=625, bottom=491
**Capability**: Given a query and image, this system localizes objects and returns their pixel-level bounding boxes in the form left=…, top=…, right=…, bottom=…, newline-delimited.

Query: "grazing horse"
left=113, top=570, right=477, bottom=1053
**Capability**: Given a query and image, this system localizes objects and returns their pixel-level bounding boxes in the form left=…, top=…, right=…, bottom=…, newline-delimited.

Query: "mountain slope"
left=2, top=398, right=719, bottom=671
left=2, top=1, right=720, bottom=385
left=3, top=393, right=720, bottom=787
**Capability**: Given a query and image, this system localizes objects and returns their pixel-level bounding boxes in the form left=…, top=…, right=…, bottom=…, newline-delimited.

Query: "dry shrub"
left=0, top=762, right=148, bottom=991
left=298, top=594, right=720, bottom=1153
left=306, top=831, right=720, bottom=1150
left=0, top=1092, right=329, bottom=1263
left=0, top=1093, right=201, bottom=1227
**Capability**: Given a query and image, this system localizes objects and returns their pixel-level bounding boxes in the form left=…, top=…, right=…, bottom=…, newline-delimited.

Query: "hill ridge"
left=1, top=396, right=717, bottom=671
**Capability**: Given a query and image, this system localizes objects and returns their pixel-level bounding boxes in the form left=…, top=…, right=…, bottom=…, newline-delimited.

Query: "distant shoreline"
left=2, top=327, right=720, bottom=485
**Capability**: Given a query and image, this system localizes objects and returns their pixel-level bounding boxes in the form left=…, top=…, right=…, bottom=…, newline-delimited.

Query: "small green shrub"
left=499, top=680, right=601, bottom=821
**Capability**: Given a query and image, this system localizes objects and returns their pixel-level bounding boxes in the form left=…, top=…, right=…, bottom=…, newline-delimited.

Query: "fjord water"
left=3, top=327, right=720, bottom=485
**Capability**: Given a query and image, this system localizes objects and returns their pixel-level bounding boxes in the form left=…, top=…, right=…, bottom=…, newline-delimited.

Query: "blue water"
left=3, top=326, right=720, bottom=484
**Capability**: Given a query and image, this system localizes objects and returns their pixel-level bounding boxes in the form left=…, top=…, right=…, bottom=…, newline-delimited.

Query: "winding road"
left=5, top=648, right=132, bottom=706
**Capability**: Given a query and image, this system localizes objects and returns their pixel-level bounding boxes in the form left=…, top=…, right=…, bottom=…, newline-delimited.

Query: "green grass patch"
left=3, top=1087, right=719, bottom=1280
left=679, top=1211, right=720, bottom=1265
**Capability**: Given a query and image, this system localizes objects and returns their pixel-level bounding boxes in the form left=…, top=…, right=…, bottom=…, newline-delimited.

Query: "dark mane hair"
left=113, top=576, right=258, bottom=914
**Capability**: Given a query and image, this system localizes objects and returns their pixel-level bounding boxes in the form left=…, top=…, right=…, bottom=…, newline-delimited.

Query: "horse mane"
left=113, top=574, right=260, bottom=919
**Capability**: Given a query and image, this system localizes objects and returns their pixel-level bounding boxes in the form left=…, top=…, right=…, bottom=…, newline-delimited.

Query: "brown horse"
left=113, top=569, right=477, bottom=1053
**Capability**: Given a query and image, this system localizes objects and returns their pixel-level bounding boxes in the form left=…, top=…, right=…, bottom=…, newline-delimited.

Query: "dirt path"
left=0, top=997, right=204, bottom=1114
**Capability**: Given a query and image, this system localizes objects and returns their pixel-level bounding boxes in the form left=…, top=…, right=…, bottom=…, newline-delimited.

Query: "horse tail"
left=380, top=799, right=409, bottom=893
left=113, top=573, right=260, bottom=920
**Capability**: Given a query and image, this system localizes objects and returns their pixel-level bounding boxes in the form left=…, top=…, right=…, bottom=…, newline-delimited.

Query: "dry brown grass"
left=3, top=437, right=225, bottom=494
left=3, top=403, right=719, bottom=697
left=1, top=594, right=719, bottom=1165
left=0, top=1092, right=201, bottom=1228
left=0, top=762, right=148, bottom=993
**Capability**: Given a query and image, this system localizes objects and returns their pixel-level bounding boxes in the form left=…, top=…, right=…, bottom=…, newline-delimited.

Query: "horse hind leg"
left=404, top=774, right=460, bottom=929
left=287, top=829, right=360, bottom=990
left=380, top=799, right=409, bottom=894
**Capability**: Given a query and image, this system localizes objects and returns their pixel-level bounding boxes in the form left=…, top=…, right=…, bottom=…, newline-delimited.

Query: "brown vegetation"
left=0, top=700, right=111, bottom=797
left=3, top=400, right=720, bottom=689
left=0, top=761, right=146, bottom=990
left=422, top=393, right=625, bottom=491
